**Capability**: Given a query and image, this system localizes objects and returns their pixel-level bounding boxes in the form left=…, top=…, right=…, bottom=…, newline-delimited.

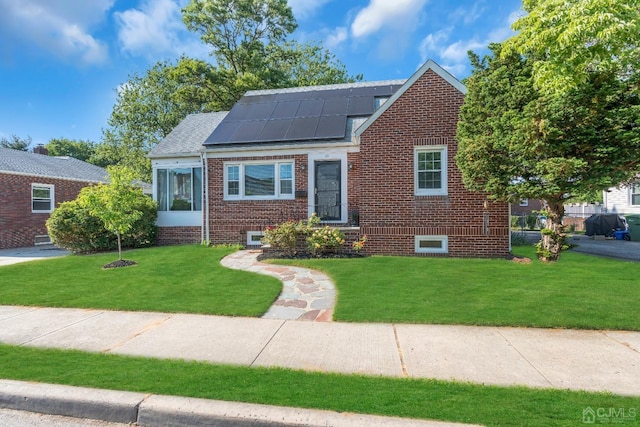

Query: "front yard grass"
left=1, top=344, right=637, bottom=427
left=0, top=245, right=281, bottom=317
left=270, top=246, right=640, bottom=330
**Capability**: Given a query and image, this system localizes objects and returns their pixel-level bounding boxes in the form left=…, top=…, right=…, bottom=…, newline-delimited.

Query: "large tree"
left=102, top=0, right=358, bottom=180
left=504, top=0, right=640, bottom=94
left=45, top=138, right=96, bottom=162
left=456, top=44, right=640, bottom=261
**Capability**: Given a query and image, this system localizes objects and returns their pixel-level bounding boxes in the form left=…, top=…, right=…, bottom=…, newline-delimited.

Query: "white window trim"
left=414, top=146, right=448, bottom=196
left=32, top=183, right=54, bottom=213
left=630, top=184, right=640, bottom=206
left=224, top=160, right=295, bottom=201
left=153, top=163, right=203, bottom=212
left=307, top=152, right=348, bottom=223
left=246, top=231, right=264, bottom=246
left=415, top=235, right=449, bottom=254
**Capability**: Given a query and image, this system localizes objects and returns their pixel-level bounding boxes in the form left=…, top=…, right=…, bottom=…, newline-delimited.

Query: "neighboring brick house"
left=149, top=60, right=510, bottom=257
left=0, top=148, right=108, bottom=249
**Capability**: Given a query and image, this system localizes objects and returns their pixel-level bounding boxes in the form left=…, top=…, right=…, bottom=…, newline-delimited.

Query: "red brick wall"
left=358, top=69, right=510, bottom=257
left=0, top=173, right=96, bottom=249
left=207, top=154, right=311, bottom=245
left=157, top=226, right=202, bottom=245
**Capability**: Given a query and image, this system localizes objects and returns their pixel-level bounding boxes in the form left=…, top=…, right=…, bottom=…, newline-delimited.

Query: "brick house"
left=149, top=60, right=510, bottom=257
left=0, top=148, right=108, bottom=249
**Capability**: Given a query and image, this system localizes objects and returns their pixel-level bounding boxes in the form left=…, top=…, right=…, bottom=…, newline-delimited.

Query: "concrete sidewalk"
left=1, top=305, right=639, bottom=396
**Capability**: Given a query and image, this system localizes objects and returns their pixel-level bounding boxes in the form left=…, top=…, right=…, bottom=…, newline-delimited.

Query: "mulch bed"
left=102, top=259, right=138, bottom=269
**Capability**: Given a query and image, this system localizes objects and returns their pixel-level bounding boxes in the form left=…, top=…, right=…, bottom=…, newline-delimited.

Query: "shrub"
left=47, top=191, right=157, bottom=254
left=262, top=214, right=320, bottom=256
left=307, top=226, right=346, bottom=255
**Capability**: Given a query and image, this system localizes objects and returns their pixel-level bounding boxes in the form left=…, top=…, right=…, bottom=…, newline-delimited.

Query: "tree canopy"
left=456, top=43, right=640, bottom=261
left=80, top=166, right=150, bottom=264
left=505, top=0, right=640, bottom=94
left=1, top=134, right=31, bottom=151
left=101, top=0, right=359, bottom=180
left=45, top=138, right=96, bottom=162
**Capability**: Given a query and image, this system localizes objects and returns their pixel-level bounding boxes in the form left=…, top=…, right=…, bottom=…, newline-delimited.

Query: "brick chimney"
left=33, top=144, right=48, bottom=155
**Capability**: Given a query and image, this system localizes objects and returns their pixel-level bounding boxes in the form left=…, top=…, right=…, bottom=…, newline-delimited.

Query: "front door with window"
left=315, top=161, right=341, bottom=221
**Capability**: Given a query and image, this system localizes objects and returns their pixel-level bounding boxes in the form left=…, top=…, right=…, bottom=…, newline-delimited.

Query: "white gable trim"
left=354, top=59, right=466, bottom=140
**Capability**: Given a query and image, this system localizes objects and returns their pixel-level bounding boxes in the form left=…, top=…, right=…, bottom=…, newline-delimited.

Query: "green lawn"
left=1, top=344, right=637, bottom=427
left=270, top=246, right=640, bottom=330
left=0, top=245, right=281, bottom=317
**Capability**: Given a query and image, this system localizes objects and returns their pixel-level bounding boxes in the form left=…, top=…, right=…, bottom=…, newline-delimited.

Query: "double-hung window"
left=415, top=146, right=447, bottom=196
left=224, top=161, right=294, bottom=200
left=631, top=183, right=640, bottom=206
left=32, top=184, right=54, bottom=213
left=156, top=167, right=202, bottom=211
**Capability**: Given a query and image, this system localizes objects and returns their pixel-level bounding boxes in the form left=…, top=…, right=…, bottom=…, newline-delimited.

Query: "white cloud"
left=325, top=27, right=348, bottom=50
left=450, top=1, right=486, bottom=25
left=351, top=0, right=429, bottom=38
left=115, top=0, right=207, bottom=60
left=419, top=8, right=519, bottom=75
left=0, top=0, right=112, bottom=65
left=288, top=0, right=334, bottom=20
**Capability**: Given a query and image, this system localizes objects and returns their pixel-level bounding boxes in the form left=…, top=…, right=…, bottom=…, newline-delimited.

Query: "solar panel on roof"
left=274, top=91, right=314, bottom=101
left=321, top=97, right=349, bottom=116
left=231, top=120, right=267, bottom=142
left=285, top=116, right=320, bottom=140
left=205, top=82, right=405, bottom=146
left=271, top=100, right=300, bottom=119
left=313, top=88, right=351, bottom=98
left=250, top=102, right=277, bottom=120
left=259, top=119, right=292, bottom=141
left=297, top=99, right=324, bottom=117
left=205, top=121, right=242, bottom=144
left=347, top=96, right=374, bottom=115
left=224, top=103, right=253, bottom=121
left=238, top=94, right=275, bottom=104
left=315, top=115, right=347, bottom=139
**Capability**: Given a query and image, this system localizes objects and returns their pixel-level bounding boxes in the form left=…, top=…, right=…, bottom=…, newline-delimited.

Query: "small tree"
left=80, top=166, right=146, bottom=264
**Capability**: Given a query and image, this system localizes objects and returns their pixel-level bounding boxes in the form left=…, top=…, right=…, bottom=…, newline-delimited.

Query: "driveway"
left=0, top=245, right=70, bottom=267
left=568, top=235, right=640, bottom=262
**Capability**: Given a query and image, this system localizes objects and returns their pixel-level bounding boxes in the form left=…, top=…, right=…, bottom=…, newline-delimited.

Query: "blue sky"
left=0, top=0, right=523, bottom=146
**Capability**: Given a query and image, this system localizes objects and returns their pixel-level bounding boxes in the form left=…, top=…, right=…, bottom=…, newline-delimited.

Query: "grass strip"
left=269, top=246, right=640, bottom=330
left=0, top=245, right=281, bottom=317
left=0, top=344, right=637, bottom=427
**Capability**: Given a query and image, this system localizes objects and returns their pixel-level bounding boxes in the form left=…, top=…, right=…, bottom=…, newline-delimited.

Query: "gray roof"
left=149, top=111, right=228, bottom=158
left=204, top=80, right=406, bottom=146
left=0, top=148, right=108, bottom=183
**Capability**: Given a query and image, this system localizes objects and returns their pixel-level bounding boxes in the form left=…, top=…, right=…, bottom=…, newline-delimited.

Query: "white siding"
left=604, top=185, right=640, bottom=214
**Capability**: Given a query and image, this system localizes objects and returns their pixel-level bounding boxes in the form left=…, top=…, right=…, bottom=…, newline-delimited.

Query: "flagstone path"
left=220, top=250, right=335, bottom=322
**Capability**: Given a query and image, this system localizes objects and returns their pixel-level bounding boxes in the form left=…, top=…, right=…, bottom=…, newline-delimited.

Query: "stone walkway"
left=220, top=250, right=335, bottom=322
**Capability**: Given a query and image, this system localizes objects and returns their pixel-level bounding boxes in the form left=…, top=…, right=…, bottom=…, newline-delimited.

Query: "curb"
left=0, top=380, right=479, bottom=427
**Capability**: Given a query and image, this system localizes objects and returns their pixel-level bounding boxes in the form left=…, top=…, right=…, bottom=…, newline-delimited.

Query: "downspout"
left=202, top=150, right=210, bottom=244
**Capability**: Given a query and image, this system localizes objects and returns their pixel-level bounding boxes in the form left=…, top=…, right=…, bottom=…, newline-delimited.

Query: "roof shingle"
left=0, top=148, right=108, bottom=182
left=149, top=111, right=228, bottom=158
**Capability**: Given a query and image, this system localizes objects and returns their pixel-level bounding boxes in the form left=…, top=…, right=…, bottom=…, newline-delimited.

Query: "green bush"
left=262, top=214, right=320, bottom=256
left=47, top=194, right=157, bottom=254
left=307, top=226, right=346, bottom=255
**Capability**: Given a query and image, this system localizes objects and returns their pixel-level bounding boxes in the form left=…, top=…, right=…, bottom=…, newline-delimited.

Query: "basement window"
left=415, top=235, right=448, bottom=254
